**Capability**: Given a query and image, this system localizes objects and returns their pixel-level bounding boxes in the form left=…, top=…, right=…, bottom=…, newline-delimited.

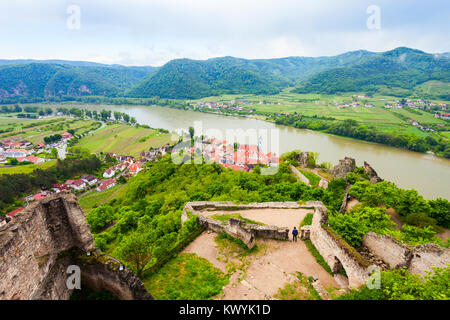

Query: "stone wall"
left=0, top=192, right=152, bottom=300
left=363, top=232, right=450, bottom=277
left=289, top=164, right=310, bottom=185
left=302, top=202, right=370, bottom=288
left=183, top=201, right=309, bottom=248
left=0, top=192, right=94, bottom=300
left=409, top=244, right=450, bottom=276
left=362, top=232, right=411, bottom=269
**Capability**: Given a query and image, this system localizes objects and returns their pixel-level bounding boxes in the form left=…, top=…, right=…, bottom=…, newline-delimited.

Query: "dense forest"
left=294, top=48, right=450, bottom=98
left=0, top=62, right=155, bottom=101
left=0, top=47, right=448, bottom=101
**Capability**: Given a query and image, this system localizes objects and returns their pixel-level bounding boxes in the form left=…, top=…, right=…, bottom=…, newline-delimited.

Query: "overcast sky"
left=0, top=0, right=448, bottom=66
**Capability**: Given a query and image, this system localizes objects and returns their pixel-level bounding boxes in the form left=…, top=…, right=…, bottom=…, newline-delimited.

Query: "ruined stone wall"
left=182, top=201, right=305, bottom=223
left=183, top=201, right=304, bottom=246
left=331, top=157, right=356, bottom=178
left=409, top=244, right=450, bottom=276
left=363, top=232, right=450, bottom=277
left=0, top=193, right=152, bottom=300
left=0, top=193, right=94, bottom=300
left=309, top=204, right=369, bottom=288
left=362, top=232, right=411, bottom=269
left=289, top=164, right=310, bottom=185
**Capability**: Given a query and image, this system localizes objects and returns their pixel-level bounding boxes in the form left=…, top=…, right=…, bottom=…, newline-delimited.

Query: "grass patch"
left=299, top=213, right=313, bottom=228
left=215, top=231, right=258, bottom=253
left=210, top=212, right=265, bottom=226
left=78, top=183, right=128, bottom=213
left=299, top=169, right=321, bottom=186
left=303, top=239, right=333, bottom=275
left=274, top=272, right=322, bottom=300
left=0, top=160, right=56, bottom=175
left=143, top=253, right=229, bottom=300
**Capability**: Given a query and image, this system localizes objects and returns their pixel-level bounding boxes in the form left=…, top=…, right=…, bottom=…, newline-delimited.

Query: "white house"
left=103, top=167, right=116, bottom=178
left=96, top=179, right=116, bottom=192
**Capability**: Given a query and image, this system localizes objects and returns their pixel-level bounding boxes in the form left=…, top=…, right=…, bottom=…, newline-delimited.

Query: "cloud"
left=0, top=0, right=448, bottom=65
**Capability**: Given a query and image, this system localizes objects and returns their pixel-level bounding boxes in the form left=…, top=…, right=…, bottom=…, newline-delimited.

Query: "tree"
left=114, top=111, right=122, bottom=121
left=87, top=205, right=116, bottom=233
left=122, top=113, right=130, bottom=123
left=188, top=126, right=195, bottom=139
left=114, top=232, right=153, bottom=277
left=51, top=147, right=58, bottom=159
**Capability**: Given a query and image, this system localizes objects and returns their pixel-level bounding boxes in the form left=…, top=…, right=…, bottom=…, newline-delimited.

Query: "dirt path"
left=437, top=228, right=450, bottom=242
left=182, top=231, right=341, bottom=300
left=345, top=199, right=360, bottom=212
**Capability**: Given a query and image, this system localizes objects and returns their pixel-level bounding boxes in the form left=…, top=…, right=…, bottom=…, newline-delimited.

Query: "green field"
left=74, top=123, right=174, bottom=154
left=78, top=183, right=129, bottom=213
left=0, top=160, right=56, bottom=175
left=189, top=91, right=449, bottom=141
left=0, top=115, right=100, bottom=144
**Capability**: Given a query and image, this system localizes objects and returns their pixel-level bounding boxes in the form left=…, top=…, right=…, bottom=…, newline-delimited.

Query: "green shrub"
left=337, top=266, right=450, bottom=300
left=403, top=213, right=437, bottom=229
left=328, top=206, right=395, bottom=247
left=144, top=253, right=229, bottom=300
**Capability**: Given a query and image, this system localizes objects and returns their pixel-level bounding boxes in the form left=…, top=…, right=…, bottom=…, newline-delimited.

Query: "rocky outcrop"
left=318, top=179, right=329, bottom=189
left=0, top=192, right=152, bottom=300
left=363, top=161, right=383, bottom=184
left=331, top=157, right=356, bottom=179
left=296, top=152, right=311, bottom=167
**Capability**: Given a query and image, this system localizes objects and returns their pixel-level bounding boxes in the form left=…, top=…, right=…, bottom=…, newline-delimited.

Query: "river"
left=82, top=104, right=450, bottom=200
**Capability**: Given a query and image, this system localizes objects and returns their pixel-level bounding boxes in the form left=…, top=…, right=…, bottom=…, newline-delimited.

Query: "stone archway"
left=332, top=256, right=343, bottom=274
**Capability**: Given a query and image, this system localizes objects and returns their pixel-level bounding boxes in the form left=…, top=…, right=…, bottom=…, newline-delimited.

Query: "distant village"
left=0, top=131, right=74, bottom=164
left=178, top=137, right=280, bottom=172
left=192, top=99, right=281, bottom=113
left=1, top=134, right=172, bottom=222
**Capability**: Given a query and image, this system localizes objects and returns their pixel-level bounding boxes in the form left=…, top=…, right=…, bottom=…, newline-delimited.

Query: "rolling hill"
left=293, top=47, right=450, bottom=98
left=0, top=48, right=448, bottom=101
left=0, top=61, right=156, bottom=100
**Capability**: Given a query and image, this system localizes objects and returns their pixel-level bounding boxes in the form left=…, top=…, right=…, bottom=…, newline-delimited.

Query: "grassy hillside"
left=75, top=123, right=174, bottom=154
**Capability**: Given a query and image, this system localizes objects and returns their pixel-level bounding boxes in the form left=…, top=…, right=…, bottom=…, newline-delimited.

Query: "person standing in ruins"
left=292, top=226, right=298, bottom=242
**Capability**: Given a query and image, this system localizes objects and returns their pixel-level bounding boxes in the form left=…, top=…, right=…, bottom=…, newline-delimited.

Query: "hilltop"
left=1, top=47, right=448, bottom=102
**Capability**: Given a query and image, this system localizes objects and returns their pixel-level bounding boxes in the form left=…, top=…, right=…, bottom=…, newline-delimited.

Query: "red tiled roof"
left=97, top=179, right=116, bottom=191
left=7, top=207, right=24, bottom=218
left=129, top=163, right=141, bottom=173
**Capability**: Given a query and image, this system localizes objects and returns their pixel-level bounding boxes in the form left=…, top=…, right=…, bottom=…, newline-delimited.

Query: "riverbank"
left=17, top=102, right=450, bottom=199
